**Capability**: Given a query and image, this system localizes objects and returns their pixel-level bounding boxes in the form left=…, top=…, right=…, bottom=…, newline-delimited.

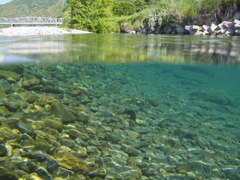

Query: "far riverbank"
left=0, top=26, right=91, bottom=36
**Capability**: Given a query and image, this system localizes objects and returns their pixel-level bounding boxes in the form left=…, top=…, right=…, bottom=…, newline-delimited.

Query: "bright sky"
left=0, top=0, right=13, bottom=5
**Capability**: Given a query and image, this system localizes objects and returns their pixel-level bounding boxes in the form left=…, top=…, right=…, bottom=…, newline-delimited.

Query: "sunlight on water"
left=0, top=34, right=239, bottom=179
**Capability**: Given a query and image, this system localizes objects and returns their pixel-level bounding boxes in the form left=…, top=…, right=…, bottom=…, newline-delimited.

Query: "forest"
left=0, top=0, right=66, bottom=18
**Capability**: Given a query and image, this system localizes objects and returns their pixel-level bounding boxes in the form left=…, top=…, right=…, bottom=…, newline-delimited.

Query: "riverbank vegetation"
left=66, top=0, right=240, bottom=33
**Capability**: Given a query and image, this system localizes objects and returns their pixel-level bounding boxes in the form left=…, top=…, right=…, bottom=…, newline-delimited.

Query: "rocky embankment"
left=122, top=12, right=240, bottom=36
left=0, top=26, right=91, bottom=36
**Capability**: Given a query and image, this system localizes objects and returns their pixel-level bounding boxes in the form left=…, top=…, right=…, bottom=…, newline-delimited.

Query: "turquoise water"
left=0, top=34, right=239, bottom=179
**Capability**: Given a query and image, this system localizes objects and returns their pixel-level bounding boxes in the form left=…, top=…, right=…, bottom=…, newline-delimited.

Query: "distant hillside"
left=0, top=0, right=66, bottom=18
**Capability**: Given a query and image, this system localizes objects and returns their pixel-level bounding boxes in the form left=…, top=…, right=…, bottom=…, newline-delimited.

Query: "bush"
left=112, top=1, right=137, bottom=16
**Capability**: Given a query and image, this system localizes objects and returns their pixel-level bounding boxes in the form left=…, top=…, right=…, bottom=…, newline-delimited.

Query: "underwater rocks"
left=0, top=64, right=239, bottom=179
left=190, top=89, right=233, bottom=105
left=50, top=101, right=76, bottom=123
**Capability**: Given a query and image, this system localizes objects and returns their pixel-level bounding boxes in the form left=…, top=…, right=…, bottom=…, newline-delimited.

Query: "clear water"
left=0, top=34, right=240, bottom=179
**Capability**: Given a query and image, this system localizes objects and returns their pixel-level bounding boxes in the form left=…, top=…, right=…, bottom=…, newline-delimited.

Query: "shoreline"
left=0, top=26, right=92, bottom=36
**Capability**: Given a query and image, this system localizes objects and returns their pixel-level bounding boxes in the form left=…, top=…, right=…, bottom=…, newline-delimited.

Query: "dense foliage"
left=112, top=2, right=136, bottom=16
left=0, top=0, right=66, bottom=18
left=66, top=0, right=240, bottom=33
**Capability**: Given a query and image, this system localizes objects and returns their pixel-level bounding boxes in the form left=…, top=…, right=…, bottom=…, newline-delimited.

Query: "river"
left=0, top=33, right=239, bottom=179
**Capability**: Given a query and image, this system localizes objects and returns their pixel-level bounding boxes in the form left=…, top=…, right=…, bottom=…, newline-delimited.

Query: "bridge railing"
left=0, top=17, right=63, bottom=25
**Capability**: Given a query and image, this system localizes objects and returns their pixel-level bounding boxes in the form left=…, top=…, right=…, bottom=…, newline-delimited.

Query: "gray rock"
left=88, top=168, right=107, bottom=179
left=189, top=25, right=201, bottom=35
left=235, top=29, right=240, bottom=36
left=50, top=101, right=76, bottom=123
left=233, top=12, right=240, bottom=20
left=87, top=146, right=100, bottom=156
left=16, top=122, right=34, bottom=135
left=163, top=27, right=172, bottom=34
left=57, top=167, right=74, bottom=178
left=216, top=29, right=226, bottom=35
left=47, top=159, right=59, bottom=174
left=225, top=28, right=234, bottom=36
left=176, top=26, right=184, bottom=34
left=234, top=21, right=240, bottom=30
left=36, top=166, right=51, bottom=180
left=77, top=111, right=89, bottom=123
left=209, top=23, right=218, bottom=34
left=0, top=145, right=7, bottom=157
left=61, top=137, right=75, bottom=148
left=184, top=25, right=191, bottom=34
left=21, top=151, right=47, bottom=162
left=0, top=166, right=18, bottom=180
left=202, top=25, right=209, bottom=31
left=221, top=21, right=234, bottom=28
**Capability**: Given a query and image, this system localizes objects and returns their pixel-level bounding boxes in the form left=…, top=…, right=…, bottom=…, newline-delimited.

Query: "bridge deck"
left=0, top=17, right=63, bottom=25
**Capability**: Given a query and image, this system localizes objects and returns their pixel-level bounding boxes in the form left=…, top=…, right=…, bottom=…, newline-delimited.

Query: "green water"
left=0, top=34, right=239, bottom=179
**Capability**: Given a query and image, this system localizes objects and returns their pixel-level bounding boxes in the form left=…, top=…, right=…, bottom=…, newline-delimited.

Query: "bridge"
left=0, top=17, right=63, bottom=26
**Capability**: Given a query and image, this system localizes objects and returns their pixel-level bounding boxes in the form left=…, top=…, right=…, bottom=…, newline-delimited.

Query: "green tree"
left=112, top=1, right=137, bottom=16
left=67, top=0, right=117, bottom=32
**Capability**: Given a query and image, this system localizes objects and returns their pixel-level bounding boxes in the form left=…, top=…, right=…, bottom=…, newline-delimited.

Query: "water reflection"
left=0, top=34, right=239, bottom=65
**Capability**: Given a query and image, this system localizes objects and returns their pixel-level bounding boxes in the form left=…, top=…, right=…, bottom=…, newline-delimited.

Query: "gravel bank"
left=0, top=26, right=92, bottom=36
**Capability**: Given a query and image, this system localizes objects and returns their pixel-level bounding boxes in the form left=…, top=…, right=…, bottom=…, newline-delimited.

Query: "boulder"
left=176, top=26, right=185, bottom=34
left=221, top=21, right=234, bottom=29
left=235, top=29, right=240, bottom=36
left=184, top=25, right=191, bottom=34
left=234, top=19, right=240, bottom=30
left=225, top=28, right=234, bottom=36
left=189, top=25, right=202, bottom=35
left=50, top=101, right=76, bottom=123
left=233, top=12, right=240, bottom=20
left=163, top=27, right=172, bottom=34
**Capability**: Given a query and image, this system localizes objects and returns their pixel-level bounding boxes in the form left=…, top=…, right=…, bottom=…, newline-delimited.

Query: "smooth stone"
left=55, top=150, right=89, bottom=174
left=20, top=139, right=35, bottom=151
left=0, top=166, right=18, bottom=180
left=41, top=85, right=62, bottom=94
left=50, top=101, right=76, bottom=123
left=0, top=127, right=21, bottom=140
left=6, top=102, right=20, bottom=111
left=87, top=146, right=100, bottom=156
left=47, top=159, right=59, bottom=174
left=0, top=107, right=10, bottom=117
left=21, top=151, right=47, bottom=162
left=22, top=78, right=41, bottom=88
left=77, top=111, right=89, bottom=123
left=27, top=119, right=45, bottom=130
left=0, top=70, right=20, bottom=82
left=57, top=167, right=74, bottom=178
left=4, top=118, right=19, bottom=128
left=0, top=145, right=7, bottom=157
left=16, top=122, right=34, bottom=135
left=61, top=137, right=75, bottom=148
left=25, top=95, right=39, bottom=103
left=0, top=84, right=11, bottom=93
left=103, top=132, right=121, bottom=143
left=36, top=166, right=51, bottom=180
left=88, top=168, right=107, bottom=179
left=43, top=118, right=63, bottom=132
